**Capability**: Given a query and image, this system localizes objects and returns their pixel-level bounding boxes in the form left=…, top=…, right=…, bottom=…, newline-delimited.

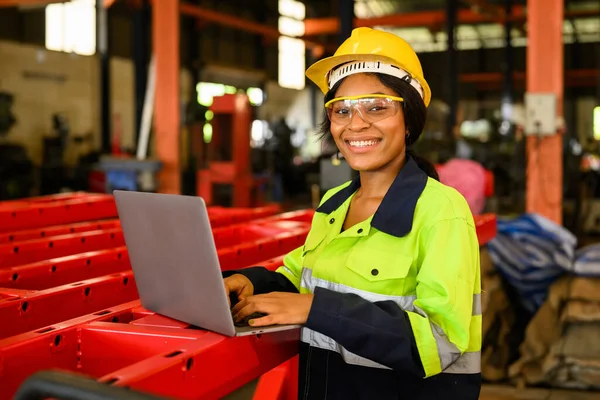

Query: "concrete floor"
left=222, top=382, right=600, bottom=399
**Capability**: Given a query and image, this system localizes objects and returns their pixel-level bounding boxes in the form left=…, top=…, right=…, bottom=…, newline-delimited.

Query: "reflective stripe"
left=301, top=327, right=481, bottom=374
left=300, top=267, right=417, bottom=310
left=280, top=266, right=296, bottom=278
left=301, top=267, right=481, bottom=374
left=300, top=327, right=391, bottom=370
left=302, top=267, right=481, bottom=316
left=430, top=317, right=461, bottom=369
left=444, top=351, right=481, bottom=374
left=473, top=293, right=482, bottom=316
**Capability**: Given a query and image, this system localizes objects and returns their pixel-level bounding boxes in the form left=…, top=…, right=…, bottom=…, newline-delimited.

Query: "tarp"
left=486, top=213, right=580, bottom=314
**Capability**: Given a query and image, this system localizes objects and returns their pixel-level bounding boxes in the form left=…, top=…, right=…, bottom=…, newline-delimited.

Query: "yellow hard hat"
left=306, top=27, right=431, bottom=107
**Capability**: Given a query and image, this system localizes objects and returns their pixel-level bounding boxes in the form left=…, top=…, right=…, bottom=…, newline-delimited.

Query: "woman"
left=224, top=27, right=482, bottom=399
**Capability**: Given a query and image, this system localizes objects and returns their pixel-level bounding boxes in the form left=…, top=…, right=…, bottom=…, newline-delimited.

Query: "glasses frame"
left=324, top=94, right=405, bottom=125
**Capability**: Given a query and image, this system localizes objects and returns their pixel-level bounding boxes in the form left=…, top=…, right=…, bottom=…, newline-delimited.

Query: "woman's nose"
left=348, top=108, right=369, bottom=130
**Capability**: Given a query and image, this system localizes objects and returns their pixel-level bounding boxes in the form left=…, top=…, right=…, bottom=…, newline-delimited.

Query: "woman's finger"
left=231, top=297, right=250, bottom=315
left=248, top=314, right=275, bottom=327
left=238, top=284, right=253, bottom=300
left=233, top=301, right=263, bottom=322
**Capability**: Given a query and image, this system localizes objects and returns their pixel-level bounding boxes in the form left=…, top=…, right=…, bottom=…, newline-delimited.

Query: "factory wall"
left=0, top=40, right=194, bottom=166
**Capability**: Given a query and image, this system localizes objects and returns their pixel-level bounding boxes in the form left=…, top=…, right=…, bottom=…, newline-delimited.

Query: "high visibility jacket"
left=231, top=157, right=482, bottom=399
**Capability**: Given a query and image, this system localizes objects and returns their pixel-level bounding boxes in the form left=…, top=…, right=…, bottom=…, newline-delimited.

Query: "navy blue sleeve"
left=222, top=267, right=298, bottom=295
left=305, top=286, right=425, bottom=377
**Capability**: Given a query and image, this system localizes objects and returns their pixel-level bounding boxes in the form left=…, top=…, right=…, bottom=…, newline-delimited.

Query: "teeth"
left=348, top=140, right=378, bottom=147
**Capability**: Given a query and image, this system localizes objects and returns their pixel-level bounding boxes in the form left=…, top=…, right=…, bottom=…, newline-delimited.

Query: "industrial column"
left=446, top=0, right=458, bottom=139
left=152, top=0, right=181, bottom=194
left=338, top=0, right=354, bottom=43
left=97, top=0, right=111, bottom=154
left=132, top=0, right=150, bottom=145
left=502, top=0, right=513, bottom=120
left=525, top=0, right=564, bottom=223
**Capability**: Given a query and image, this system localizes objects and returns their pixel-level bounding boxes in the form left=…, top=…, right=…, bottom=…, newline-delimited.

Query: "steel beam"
left=446, top=0, right=459, bottom=139
left=525, top=0, right=564, bottom=224
left=152, top=0, right=180, bottom=194
left=179, top=2, right=326, bottom=55
left=303, top=6, right=526, bottom=36
left=302, top=6, right=600, bottom=36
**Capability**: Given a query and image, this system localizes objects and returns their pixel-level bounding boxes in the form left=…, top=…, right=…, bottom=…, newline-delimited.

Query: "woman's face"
left=329, top=73, right=407, bottom=172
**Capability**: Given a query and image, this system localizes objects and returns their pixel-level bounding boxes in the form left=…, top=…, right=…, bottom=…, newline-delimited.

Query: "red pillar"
left=525, top=0, right=564, bottom=224
left=152, top=0, right=180, bottom=194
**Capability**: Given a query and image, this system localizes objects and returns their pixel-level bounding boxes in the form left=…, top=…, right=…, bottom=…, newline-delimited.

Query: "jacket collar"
left=315, top=156, right=428, bottom=237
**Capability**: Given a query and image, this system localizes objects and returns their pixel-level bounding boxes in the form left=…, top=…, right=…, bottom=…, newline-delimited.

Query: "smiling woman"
left=223, top=27, right=482, bottom=400
left=319, top=72, right=435, bottom=177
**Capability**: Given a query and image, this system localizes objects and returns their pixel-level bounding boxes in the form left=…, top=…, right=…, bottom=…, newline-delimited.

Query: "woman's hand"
left=224, top=274, right=254, bottom=307
left=231, top=292, right=314, bottom=327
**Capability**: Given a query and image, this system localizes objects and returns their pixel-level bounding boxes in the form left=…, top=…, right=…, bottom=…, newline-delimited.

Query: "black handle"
left=14, top=370, right=170, bottom=400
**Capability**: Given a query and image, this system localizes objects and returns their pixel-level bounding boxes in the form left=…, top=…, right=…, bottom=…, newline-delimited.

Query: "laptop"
left=113, top=190, right=301, bottom=337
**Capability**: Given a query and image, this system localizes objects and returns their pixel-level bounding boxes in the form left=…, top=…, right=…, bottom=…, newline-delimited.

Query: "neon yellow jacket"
left=234, top=157, right=482, bottom=399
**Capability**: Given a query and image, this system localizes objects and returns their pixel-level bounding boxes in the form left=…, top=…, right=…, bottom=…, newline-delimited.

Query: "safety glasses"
left=325, top=94, right=404, bottom=125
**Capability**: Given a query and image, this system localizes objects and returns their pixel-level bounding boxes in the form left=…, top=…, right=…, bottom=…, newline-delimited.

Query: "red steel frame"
left=0, top=196, right=118, bottom=233
left=0, top=228, right=126, bottom=269
left=1, top=202, right=281, bottom=241
left=0, top=228, right=308, bottom=339
left=1, top=247, right=131, bottom=290
left=0, top=213, right=313, bottom=340
left=1, top=210, right=313, bottom=289
left=0, top=219, right=121, bottom=245
left=0, top=191, right=496, bottom=400
left=0, top=300, right=299, bottom=400
left=0, top=192, right=110, bottom=207
left=0, top=271, right=138, bottom=340
left=0, top=205, right=289, bottom=269
left=197, top=93, right=256, bottom=208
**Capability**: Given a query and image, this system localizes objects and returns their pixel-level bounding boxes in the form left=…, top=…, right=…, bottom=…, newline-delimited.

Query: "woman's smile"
left=344, top=136, right=382, bottom=153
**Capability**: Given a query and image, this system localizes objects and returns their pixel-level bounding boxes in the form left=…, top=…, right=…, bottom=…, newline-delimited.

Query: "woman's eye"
left=335, top=108, right=350, bottom=115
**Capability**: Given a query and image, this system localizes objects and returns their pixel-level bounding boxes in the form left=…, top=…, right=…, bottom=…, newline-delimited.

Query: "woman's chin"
left=345, top=157, right=384, bottom=172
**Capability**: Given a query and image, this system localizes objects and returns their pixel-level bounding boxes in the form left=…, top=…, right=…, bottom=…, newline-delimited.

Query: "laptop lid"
left=113, top=190, right=238, bottom=337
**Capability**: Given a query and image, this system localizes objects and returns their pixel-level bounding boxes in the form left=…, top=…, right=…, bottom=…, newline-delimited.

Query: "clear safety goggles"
left=325, top=94, right=404, bottom=125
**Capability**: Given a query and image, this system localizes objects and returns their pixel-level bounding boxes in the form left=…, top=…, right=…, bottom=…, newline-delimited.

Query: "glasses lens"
left=327, top=97, right=399, bottom=124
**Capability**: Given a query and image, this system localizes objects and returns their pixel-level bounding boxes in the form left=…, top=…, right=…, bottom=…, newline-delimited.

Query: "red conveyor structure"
left=0, top=193, right=496, bottom=400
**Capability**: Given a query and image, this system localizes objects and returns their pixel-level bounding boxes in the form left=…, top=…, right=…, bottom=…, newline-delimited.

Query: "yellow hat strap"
left=327, top=60, right=424, bottom=101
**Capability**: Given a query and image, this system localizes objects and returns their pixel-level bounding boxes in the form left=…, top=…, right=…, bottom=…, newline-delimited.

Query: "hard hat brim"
left=306, top=53, right=431, bottom=107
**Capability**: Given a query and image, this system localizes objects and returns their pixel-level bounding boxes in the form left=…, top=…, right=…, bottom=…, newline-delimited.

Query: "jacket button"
left=329, top=218, right=335, bottom=224
left=357, top=228, right=363, bottom=234
left=371, top=269, right=379, bottom=276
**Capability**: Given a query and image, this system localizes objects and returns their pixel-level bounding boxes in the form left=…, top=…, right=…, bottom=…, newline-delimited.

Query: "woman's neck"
left=356, top=154, right=406, bottom=200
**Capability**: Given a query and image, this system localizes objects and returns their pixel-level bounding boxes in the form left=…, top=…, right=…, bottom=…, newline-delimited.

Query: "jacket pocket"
left=347, top=250, right=413, bottom=282
left=345, top=243, right=414, bottom=296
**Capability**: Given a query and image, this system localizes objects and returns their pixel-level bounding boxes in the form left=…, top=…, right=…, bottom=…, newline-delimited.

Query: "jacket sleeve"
left=305, top=217, right=480, bottom=378
left=222, top=246, right=303, bottom=294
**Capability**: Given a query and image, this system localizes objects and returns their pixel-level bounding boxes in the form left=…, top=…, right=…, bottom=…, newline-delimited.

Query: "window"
left=278, top=0, right=306, bottom=90
left=45, top=0, right=96, bottom=56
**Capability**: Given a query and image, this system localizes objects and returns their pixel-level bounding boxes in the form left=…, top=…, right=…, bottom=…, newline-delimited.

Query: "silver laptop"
left=113, top=190, right=301, bottom=337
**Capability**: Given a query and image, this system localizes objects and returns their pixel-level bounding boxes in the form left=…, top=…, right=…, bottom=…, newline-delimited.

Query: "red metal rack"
left=1, top=210, right=312, bottom=290
left=0, top=197, right=119, bottom=233
left=0, top=229, right=126, bottom=269
left=0, top=271, right=138, bottom=340
left=0, top=224, right=310, bottom=339
left=0, top=192, right=498, bottom=400
left=0, top=219, right=121, bottom=245
left=0, top=300, right=299, bottom=400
